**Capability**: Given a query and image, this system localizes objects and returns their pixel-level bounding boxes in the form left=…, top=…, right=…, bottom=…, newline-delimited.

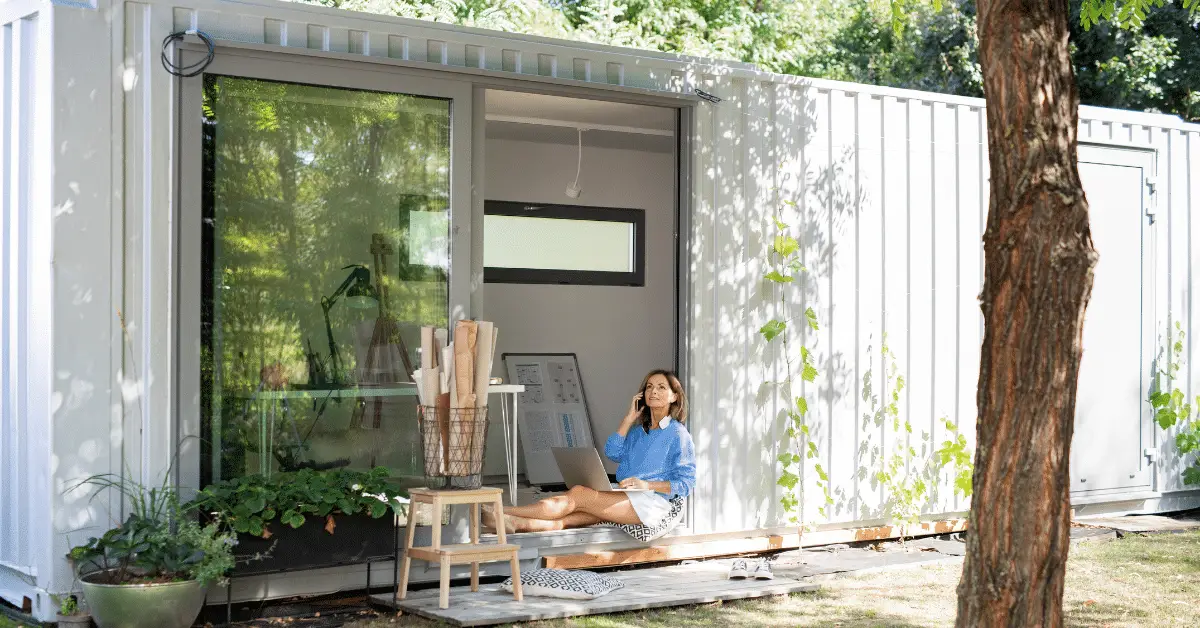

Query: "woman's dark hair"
left=637, top=370, right=687, bottom=432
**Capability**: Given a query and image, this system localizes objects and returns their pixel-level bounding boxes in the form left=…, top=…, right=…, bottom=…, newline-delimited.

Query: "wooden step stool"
left=397, top=487, right=523, bottom=609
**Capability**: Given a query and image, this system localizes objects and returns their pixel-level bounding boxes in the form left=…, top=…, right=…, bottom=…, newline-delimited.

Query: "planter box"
left=233, top=513, right=396, bottom=575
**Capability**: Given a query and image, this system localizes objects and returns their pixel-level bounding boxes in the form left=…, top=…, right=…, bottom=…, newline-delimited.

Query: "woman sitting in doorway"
left=484, top=369, right=695, bottom=541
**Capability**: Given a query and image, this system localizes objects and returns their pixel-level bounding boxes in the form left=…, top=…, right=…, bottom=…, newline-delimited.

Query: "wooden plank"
left=544, top=519, right=968, bottom=569
left=408, top=544, right=520, bottom=563
left=407, top=583, right=815, bottom=626
left=545, top=535, right=795, bottom=569
left=404, top=578, right=812, bottom=611
left=381, top=565, right=819, bottom=627
left=410, top=487, right=503, bottom=506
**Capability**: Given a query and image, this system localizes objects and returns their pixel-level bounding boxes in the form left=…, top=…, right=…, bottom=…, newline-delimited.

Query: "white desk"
left=487, top=384, right=524, bottom=505
left=244, top=383, right=524, bottom=502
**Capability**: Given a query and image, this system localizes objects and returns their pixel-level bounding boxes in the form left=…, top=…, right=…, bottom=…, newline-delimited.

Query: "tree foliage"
left=1074, top=2, right=1200, bottom=120
left=292, top=0, right=1199, bottom=121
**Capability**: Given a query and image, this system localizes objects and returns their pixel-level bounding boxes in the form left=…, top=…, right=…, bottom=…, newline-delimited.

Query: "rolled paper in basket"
left=453, top=321, right=477, bottom=408
left=437, top=391, right=451, bottom=469
left=452, top=322, right=478, bottom=472
left=473, top=321, right=494, bottom=405
left=420, top=369, right=442, bottom=473
left=470, top=406, right=488, bottom=476
left=420, top=326, right=434, bottom=370
left=472, top=321, right=495, bottom=468
left=420, top=406, right=442, bottom=477
left=444, top=342, right=455, bottom=402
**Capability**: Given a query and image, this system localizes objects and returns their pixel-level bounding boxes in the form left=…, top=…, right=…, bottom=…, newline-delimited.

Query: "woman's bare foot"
left=481, top=505, right=516, bottom=534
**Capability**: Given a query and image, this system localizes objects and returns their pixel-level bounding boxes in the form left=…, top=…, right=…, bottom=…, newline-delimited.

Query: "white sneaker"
left=728, top=558, right=749, bottom=579
left=750, top=560, right=774, bottom=580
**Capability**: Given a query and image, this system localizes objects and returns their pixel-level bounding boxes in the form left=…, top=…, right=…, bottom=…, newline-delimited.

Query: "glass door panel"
left=200, top=76, right=451, bottom=484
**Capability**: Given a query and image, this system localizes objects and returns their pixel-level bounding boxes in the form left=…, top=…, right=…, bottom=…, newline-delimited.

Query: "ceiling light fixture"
left=566, top=127, right=587, bottom=198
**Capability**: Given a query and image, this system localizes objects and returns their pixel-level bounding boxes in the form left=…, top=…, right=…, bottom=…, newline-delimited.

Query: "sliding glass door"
left=177, top=50, right=472, bottom=488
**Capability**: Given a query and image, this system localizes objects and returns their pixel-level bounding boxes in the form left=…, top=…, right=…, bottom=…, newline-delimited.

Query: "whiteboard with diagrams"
left=502, top=353, right=598, bottom=485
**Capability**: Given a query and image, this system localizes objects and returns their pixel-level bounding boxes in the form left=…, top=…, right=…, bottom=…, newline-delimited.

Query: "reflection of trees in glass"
left=201, top=76, right=450, bottom=482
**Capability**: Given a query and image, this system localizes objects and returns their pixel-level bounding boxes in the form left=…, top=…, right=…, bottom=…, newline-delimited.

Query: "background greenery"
left=292, top=0, right=1198, bottom=122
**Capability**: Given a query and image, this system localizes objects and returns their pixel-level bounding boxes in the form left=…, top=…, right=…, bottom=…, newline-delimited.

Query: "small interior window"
left=483, top=201, right=646, bottom=286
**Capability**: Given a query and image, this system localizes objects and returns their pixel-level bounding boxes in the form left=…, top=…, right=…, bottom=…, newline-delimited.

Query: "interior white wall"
left=480, top=136, right=676, bottom=477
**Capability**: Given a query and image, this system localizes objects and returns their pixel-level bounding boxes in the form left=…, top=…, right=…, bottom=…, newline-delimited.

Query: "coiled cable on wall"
left=161, top=30, right=216, bottom=78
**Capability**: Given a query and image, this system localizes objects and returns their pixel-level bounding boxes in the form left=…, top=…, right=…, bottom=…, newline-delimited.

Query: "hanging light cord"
left=572, top=128, right=584, bottom=189
left=161, top=29, right=216, bottom=78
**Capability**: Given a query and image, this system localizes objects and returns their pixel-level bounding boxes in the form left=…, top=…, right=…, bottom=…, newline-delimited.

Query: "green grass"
left=351, top=531, right=1200, bottom=627
left=0, top=615, right=32, bottom=628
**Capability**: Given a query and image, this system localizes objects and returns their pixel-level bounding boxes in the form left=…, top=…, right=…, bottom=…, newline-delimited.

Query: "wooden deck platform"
left=371, top=561, right=818, bottom=626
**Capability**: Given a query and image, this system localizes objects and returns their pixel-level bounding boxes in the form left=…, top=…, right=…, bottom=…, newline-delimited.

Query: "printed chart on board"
left=502, top=353, right=597, bottom=485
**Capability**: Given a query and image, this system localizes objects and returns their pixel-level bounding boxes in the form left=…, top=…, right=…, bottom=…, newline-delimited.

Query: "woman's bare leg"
left=481, top=506, right=603, bottom=534
left=508, top=512, right=603, bottom=532
left=496, top=485, right=643, bottom=528
left=503, top=486, right=642, bottom=525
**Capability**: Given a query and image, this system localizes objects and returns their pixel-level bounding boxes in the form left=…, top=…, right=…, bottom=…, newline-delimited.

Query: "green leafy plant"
left=866, top=341, right=973, bottom=541
left=68, top=311, right=235, bottom=587
left=52, top=594, right=81, bottom=617
left=761, top=209, right=829, bottom=527
left=187, top=466, right=407, bottom=538
left=66, top=472, right=235, bottom=586
left=934, top=418, right=974, bottom=500
left=869, top=341, right=922, bottom=537
left=1149, top=322, right=1200, bottom=485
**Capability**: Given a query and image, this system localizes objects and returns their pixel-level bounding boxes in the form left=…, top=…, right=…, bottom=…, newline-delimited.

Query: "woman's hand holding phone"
left=626, top=393, right=643, bottom=420
left=617, top=392, right=643, bottom=436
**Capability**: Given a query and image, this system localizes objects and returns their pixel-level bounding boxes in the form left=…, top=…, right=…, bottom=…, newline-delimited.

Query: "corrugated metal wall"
left=688, top=77, right=989, bottom=533
left=688, top=72, right=1200, bottom=533
left=0, top=10, right=38, bottom=575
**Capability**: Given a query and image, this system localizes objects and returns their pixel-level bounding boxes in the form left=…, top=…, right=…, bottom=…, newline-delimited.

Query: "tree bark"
left=957, top=2, right=1097, bottom=627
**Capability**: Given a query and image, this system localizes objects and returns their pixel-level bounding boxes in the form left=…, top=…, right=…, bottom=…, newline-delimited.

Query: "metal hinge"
left=1144, top=447, right=1158, bottom=463
left=1145, top=176, right=1157, bottom=220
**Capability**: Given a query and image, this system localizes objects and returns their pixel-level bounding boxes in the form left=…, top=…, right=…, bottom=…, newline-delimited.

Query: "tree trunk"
left=956, top=2, right=1097, bottom=627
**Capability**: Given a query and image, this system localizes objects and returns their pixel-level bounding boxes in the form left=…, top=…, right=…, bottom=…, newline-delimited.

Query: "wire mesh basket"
left=417, top=405, right=490, bottom=490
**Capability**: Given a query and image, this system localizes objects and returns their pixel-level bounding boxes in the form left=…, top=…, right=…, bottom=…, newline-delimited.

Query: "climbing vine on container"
left=1150, top=322, right=1200, bottom=485
left=760, top=207, right=830, bottom=528
left=866, top=340, right=974, bottom=540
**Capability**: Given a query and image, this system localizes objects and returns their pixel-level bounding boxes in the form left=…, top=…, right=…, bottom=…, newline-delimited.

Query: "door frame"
left=171, top=42, right=697, bottom=530
left=174, top=47, right=474, bottom=490
left=1070, top=142, right=1159, bottom=501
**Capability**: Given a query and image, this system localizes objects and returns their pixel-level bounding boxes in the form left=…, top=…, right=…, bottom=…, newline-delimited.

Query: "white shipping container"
left=0, top=0, right=1196, bottom=619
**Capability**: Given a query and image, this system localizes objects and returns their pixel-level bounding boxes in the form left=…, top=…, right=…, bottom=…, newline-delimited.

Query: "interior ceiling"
left=484, top=89, right=676, bottom=153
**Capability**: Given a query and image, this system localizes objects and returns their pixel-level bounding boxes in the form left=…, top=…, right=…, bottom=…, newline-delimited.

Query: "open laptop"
left=551, top=447, right=650, bottom=493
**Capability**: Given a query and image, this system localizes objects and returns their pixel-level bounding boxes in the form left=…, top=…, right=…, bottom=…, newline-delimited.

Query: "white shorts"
left=623, top=489, right=673, bottom=526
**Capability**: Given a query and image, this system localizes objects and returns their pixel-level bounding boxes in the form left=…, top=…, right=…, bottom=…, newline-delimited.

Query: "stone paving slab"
left=1078, top=511, right=1200, bottom=535
left=767, top=542, right=962, bottom=580
left=1071, top=526, right=1119, bottom=542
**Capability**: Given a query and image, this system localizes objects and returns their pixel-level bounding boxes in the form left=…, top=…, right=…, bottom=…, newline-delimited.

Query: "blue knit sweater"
left=604, top=418, right=696, bottom=498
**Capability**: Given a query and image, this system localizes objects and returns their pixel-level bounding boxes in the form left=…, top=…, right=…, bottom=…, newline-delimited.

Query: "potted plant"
left=67, top=473, right=235, bottom=628
left=52, top=593, right=91, bottom=627
left=187, top=466, right=408, bottom=574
